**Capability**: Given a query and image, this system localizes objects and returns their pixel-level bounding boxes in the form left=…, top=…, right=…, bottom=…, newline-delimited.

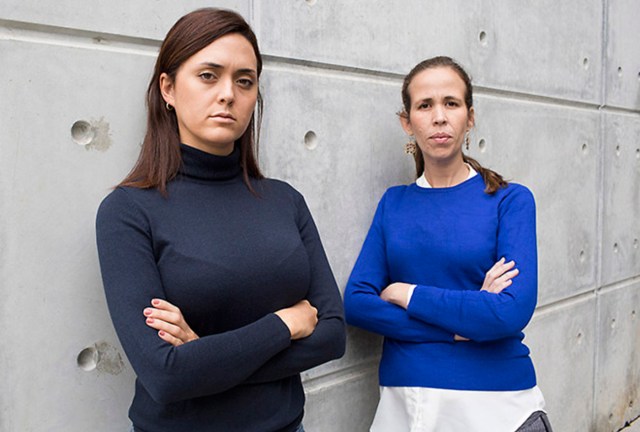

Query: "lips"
left=210, top=112, right=236, bottom=122
left=430, top=132, right=451, bottom=143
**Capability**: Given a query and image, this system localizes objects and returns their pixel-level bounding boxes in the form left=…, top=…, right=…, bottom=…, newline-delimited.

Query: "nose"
left=432, top=105, right=447, bottom=125
left=217, top=77, right=235, bottom=105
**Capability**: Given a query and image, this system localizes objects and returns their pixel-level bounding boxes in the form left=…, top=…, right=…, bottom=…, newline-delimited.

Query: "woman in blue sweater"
left=344, top=57, right=552, bottom=431
left=96, top=8, right=345, bottom=432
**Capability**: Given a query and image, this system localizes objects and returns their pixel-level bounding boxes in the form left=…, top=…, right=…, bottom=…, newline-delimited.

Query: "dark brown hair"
left=119, top=8, right=264, bottom=194
left=400, top=56, right=506, bottom=194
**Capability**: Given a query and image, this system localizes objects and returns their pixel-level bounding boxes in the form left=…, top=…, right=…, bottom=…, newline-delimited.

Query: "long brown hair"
left=400, top=56, right=506, bottom=194
left=119, top=8, right=264, bottom=195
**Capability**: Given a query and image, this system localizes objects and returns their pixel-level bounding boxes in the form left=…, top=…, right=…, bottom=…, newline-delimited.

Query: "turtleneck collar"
left=178, top=143, right=242, bottom=182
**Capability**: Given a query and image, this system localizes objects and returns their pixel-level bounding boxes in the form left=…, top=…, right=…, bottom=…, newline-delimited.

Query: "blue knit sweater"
left=344, top=175, right=538, bottom=391
left=96, top=144, right=345, bottom=432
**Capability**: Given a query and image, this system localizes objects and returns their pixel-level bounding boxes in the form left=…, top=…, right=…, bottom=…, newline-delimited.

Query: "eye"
left=236, top=78, right=255, bottom=88
left=446, top=100, right=460, bottom=107
left=199, top=72, right=217, bottom=81
left=418, top=102, right=430, bottom=109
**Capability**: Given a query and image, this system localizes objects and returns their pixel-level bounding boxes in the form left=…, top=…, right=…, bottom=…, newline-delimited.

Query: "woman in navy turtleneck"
left=95, top=9, right=345, bottom=432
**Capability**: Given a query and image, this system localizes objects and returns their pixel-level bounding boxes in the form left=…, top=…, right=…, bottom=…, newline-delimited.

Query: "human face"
left=160, top=33, right=258, bottom=155
left=400, top=66, right=474, bottom=166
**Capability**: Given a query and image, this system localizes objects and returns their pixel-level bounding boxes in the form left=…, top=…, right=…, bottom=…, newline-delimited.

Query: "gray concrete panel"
left=469, top=96, right=599, bottom=305
left=303, top=366, right=379, bottom=432
left=0, top=39, right=150, bottom=431
left=260, top=64, right=412, bottom=292
left=595, top=282, right=640, bottom=432
left=525, top=296, right=596, bottom=432
left=605, top=0, right=640, bottom=110
left=0, top=1, right=249, bottom=41
left=257, top=0, right=601, bottom=103
left=601, top=112, right=640, bottom=286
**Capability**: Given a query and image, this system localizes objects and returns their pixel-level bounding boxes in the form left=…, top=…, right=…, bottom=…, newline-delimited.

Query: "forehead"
left=408, top=66, right=467, bottom=99
left=185, top=33, right=257, bottom=69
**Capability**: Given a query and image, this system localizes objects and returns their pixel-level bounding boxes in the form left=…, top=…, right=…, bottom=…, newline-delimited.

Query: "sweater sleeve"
left=96, top=188, right=292, bottom=404
left=344, top=192, right=455, bottom=343
left=245, top=191, right=346, bottom=383
left=406, top=186, right=538, bottom=342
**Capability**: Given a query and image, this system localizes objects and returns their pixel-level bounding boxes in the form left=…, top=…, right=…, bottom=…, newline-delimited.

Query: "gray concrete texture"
left=0, top=1, right=638, bottom=431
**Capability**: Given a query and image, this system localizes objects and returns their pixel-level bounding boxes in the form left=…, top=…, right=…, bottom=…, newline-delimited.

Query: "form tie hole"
left=304, top=131, right=318, bottom=150
left=579, top=250, right=585, bottom=262
left=618, top=66, right=623, bottom=78
left=77, top=346, right=99, bottom=371
left=71, top=120, right=95, bottom=146
left=479, top=31, right=488, bottom=46
left=615, top=145, right=621, bottom=156
left=582, top=58, right=589, bottom=70
left=478, top=138, right=487, bottom=153
left=613, top=243, right=619, bottom=253
left=581, top=142, right=588, bottom=154
left=611, top=319, right=616, bottom=329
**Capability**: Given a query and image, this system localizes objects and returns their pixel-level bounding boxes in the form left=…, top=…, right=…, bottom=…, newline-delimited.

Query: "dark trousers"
left=516, top=411, right=553, bottom=432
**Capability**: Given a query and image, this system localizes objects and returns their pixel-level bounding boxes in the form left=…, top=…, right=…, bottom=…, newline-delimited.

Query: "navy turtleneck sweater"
left=96, top=144, right=345, bottom=432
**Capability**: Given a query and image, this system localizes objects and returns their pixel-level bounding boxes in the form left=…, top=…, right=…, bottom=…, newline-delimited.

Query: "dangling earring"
left=465, top=132, right=470, bottom=151
left=166, top=102, right=174, bottom=111
left=404, top=136, right=417, bottom=155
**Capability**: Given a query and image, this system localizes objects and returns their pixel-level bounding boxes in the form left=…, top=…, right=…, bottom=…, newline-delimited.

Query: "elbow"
left=144, top=376, right=185, bottom=405
left=471, top=314, right=533, bottom=343
left=325, top=318, right=347, bottom=360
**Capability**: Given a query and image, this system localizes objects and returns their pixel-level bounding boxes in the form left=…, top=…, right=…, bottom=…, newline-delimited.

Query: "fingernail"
left=144, top=309, right=152, bottom=316
left=146, top=318, right=154, bottom=324
left=152, top=299, right=160, bottom=306
left=159, top=331, right=165, bottom=337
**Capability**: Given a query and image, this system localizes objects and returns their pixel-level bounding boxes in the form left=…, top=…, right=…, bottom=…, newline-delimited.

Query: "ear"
left=159, top=73, right=176, bottom=106
left=399, top=112, right=414, bottom=136
left=467, top=106, right=475, bottom=129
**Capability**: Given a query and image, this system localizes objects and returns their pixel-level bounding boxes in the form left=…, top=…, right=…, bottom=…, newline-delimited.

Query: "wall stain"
left=94, top=341, right=125, bottom=376
left=85, top=117, right=112, bottom=152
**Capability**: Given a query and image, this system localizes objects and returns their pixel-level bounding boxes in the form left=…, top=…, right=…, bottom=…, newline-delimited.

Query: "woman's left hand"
left=380, top=282, right=413, bottom=309
left=144, top=299, right=199, bottom=346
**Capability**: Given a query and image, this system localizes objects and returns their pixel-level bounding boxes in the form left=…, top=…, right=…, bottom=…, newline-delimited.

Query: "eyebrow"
left=415, top=95, right=463, bottom=104
left=199, top=62, right=257, bottom=76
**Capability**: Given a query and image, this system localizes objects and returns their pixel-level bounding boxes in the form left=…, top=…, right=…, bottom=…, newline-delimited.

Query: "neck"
left=423, top=156, right=469, bottom=188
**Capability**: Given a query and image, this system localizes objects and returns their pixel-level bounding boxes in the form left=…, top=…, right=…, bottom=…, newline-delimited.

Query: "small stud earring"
left=166, top=102, right=174, bottom=111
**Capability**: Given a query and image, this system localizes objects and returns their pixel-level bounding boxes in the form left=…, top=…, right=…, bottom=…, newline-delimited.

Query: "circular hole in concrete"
left=582, top=57, right=589, bottom=70
left=304, top=131, right=318, bottom=150
left=632, top=310, right=637, bottom=319
left=478, top=138, right=487, bottom=153
left=615, top=145, right=621, bottom=156
left=579, top=250, right=585, bottom=262
left=613, top=242, right=619, bottom=253
left=611, top=318, right=616, bottom=329
left=636, top=148, right=640, bottom=159
left=77, top=346, right=99, bottom=371
left=479, top=31, right=487, bottom=46
left=576, top=331, right=583, bottom=343
left=71, top=120, right=95, bottom=146
left=634, top=238, right=639, bottom=249
left=581, top=142, right=588, bottom=154
left=618, top=66, right=623, bottom=78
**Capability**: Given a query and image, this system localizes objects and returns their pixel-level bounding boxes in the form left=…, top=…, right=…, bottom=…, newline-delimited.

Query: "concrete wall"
left=1, top=1, right=638, bottom=431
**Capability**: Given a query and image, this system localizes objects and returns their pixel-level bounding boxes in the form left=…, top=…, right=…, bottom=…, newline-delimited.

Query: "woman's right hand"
left=275, top=300, right=318, bottom=340
left=481, top=257, right=519, bottom=293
